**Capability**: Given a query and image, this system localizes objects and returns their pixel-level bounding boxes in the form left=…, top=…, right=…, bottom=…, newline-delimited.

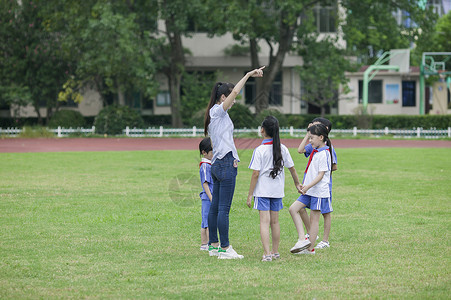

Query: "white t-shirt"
left=303, top=147, right=331, bottom=198
left=248, top=140, right=294, bottom=198
left=208, top=103, right=239, bottom=164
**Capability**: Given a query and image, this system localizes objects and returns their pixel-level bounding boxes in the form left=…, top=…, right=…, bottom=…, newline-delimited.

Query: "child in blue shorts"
left=247, top=116, right=302, bottom=261
left=297, top=117, right=337, bottom=249
left=289, top=123, right=333, bottom=255
left=199, top=137, right=213, bottom=251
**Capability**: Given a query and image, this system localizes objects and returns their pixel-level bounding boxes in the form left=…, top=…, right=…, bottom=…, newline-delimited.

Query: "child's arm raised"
left=288, top=166, right=302, bottom=193
left=297, top=123, right=312, bottom=154
left=247, top=170, right=260, bottom=208
left=202, top=182, right=212, bottom=202
left=300, top=171, right=325, bottom=195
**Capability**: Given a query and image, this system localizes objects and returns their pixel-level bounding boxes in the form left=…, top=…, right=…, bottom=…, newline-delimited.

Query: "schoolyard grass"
left=0, top=147, right=450, bottom=299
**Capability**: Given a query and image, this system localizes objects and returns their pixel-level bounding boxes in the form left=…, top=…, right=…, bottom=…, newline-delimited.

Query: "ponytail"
left=261, top=116, right=283, bottom=179
left=204, top=82, right=221, bottom=136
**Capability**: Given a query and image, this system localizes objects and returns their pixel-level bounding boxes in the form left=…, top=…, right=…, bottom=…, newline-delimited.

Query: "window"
left=156, top=91, right=171, bottom=106
left=402, top=81, right=416, bottom=107
left=358, top=80, right=382, bottom=104
left=59, top=97, right=78, bottom=108
left=313, top=2, right=337, bottom=33
left=245, top=72, right=282, bottom=106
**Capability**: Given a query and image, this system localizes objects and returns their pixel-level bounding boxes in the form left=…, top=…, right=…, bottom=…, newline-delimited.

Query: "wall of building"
left=339, top=72, right=420, bottom=115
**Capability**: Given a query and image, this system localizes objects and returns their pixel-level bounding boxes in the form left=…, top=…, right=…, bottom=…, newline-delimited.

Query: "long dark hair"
left=261, top=116, right=283, bottom=179
left=204, top=82, right=234, bottom=136
left=308, top=123, right=333, bottom=168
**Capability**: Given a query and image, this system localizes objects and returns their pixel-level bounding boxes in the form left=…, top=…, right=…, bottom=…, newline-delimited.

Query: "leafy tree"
left=180, top=71, right=217, bottom=126
left=297, top=37, right=356, bottom=116
left=215, top=0, right=323, bottom=114
left=57, top=1, right=160, bottom=107
left=155, top=0, right=209, bottom=127
left=412, top=10, right=451, bottom=68
left=342, top=0, right=437, bottom=64
left=0, top=0, right=73, bottom=124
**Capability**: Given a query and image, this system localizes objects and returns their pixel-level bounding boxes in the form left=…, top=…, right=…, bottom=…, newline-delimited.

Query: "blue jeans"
left=208, top=152, right=237, bottom=248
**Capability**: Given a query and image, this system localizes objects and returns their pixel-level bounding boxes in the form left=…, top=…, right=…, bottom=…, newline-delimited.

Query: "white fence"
left=1, top=126, right=450, bottom=139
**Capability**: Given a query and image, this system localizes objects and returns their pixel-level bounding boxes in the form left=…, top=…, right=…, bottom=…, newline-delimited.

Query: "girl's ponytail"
left=204, top=82, right=221, bottom=136
left=262, top=116, right=283, bottom=179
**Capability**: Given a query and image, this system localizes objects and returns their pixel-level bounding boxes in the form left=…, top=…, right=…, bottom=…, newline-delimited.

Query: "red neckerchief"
left=199, top=161, right=211, bottom=167
left=262, top=139, right=273, bottom=145
left=304, top=149, right=318, bottom=173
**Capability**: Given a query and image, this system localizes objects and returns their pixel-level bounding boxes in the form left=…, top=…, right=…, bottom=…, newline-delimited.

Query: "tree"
left=210, top=0, right=437, bottom=115
left=413, top=10, right=451, bottom=66
left=57, top=1, right=160, bottom=107
left=155, top=0, right=209, bottom=127
left=296, top=37, right=355, bottom=116
left=215, top=0, right=324, bottom=114
left=0, top=0, right=73, bottom=124
left=342, top=0, right=437, bottom=64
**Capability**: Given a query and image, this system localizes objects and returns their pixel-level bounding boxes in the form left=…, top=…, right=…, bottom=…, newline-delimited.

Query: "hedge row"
left=1, top=113, right=450, bottom=130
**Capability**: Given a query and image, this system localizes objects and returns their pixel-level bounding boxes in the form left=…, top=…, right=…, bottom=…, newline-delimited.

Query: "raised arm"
left=223, top=66, right=265, bottom=111
left=297, top=123, right=312, bottom=154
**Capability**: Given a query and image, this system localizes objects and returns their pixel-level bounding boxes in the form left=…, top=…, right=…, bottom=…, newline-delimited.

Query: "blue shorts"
left=201, top=199, right=211, bottom=228
left=253, top=197, right=283, bottom=211
left=297, top=195, right=333, bottom=214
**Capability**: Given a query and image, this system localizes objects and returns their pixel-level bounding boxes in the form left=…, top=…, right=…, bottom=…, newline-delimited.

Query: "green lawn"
left=0, top=147, right=450, bottom=299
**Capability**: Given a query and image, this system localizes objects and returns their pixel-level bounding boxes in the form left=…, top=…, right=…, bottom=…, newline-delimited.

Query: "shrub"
left=48, top=110, right=86, bottom=128
left=18, top=126, right=54, bottom=138
left=94, top=105, right=144, bottom=135
left=256, top=109, right=288, bottom=127
left=228, top=103, right=257, bottom=128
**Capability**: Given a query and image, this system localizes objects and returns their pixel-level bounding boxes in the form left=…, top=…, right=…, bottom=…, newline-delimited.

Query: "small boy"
left=198, top=137, right=213, bottom=251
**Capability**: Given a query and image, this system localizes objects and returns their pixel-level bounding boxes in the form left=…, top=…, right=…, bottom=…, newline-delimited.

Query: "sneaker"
left=261, top=255, right=272, bottom=262
left=316, top=241, right=330, bottom=249
left=296, top=248, right=315, bottom=255
left=271, top=253, right=280, bottom=260
left=208, top=245, right=219, bottom=256
left=290, top=239, right=311, bottom=253
left=218, top=245, right=244, bottom=259
left=305, top=234, right=319, bottom=241
left=200, top=244, right=209, bottom=251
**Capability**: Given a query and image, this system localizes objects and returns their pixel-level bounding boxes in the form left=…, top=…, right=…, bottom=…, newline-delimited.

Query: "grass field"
left=1, top=147, right=450, bottom=299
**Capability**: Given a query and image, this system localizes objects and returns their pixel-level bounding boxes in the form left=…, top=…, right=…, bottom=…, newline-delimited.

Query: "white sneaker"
left=316, top=241, right=330, bottom=249
left=295, top=248, right=315, bottom=255
left=218, top=245, right=244, bottom=259
left=290, top=239, right=311, bottom=253
left=305, top=234, right=319, bottom=241
left=209, top=245, right=219, bottom=256
left=200, top=244, right=209, bottom=251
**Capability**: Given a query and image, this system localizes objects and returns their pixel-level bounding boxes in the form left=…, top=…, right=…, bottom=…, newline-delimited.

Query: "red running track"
left=0, top=138, right=450, bottom=153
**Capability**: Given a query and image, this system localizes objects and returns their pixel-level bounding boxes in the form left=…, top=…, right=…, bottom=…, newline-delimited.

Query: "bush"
left=18, top=126, right=54, bottom=138
left=94, top=105, right=144, bottom=135
left=142, top=115, right=172, bottom=127
left=257, top=109, right=288, bottom=127
left=286, top=114, right=451, bottom=129
left=228, top=103, right=257, bottom=128
left=48, top=110, right=86, bottom=128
